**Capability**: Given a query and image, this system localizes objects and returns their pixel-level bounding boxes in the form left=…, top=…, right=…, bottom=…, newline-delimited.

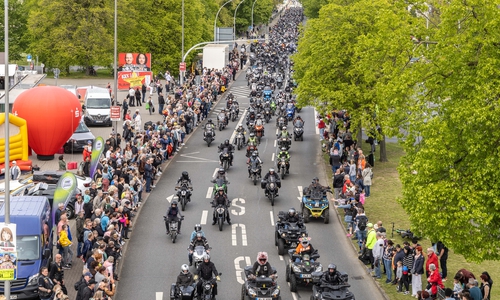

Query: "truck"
left=0, top=196, right=54, bottom=299
left=203, top=44, right=230, bottom=71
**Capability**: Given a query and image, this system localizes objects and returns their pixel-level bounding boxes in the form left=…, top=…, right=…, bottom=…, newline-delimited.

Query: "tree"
left=389, top=0, right=500, bottom=262
left=301, top=0, right=330, bottom=19
left=0, top=0, right=30, bottom=61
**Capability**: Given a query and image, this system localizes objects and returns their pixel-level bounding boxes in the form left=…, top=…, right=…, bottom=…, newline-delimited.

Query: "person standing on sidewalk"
left=38, top=267, right=54, bottom=300
left=365, top=223, right=376, bottom=273
left=58, top=224, right=73, bottom=269
left=75, top=211, right=85, bottom=259
left=383, top=240, right=395, bottom=283
left=158, top=93, right=165, bottom=115
left=49, top=254, right=67, bottom=294
left=372, top=232, right=384, bottom=279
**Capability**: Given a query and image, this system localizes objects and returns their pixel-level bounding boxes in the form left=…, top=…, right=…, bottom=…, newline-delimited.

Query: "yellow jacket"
left=59, top=230, right=71, bottom=247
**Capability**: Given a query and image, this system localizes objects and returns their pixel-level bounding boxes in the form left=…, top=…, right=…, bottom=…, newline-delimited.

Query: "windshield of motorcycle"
left=215, top=177, right=225, bottom=187
left=295, top=121, right=304, bottom=128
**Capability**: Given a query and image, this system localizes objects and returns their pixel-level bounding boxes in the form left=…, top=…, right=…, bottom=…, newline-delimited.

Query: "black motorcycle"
left=293, top=123, right=304, bottom=141
left=169, top=283, right=196, bottom=300
left=276, top=116, right=287, bottom=128
left=286, top=249, right=322, bottom=292
left=261, top=176, right=280, bottom=206
left=164, top=216, right=183, bottom=243
left=175, top=182, right=193, bottom=211
left=277, top=136, right=291, bottom=151
left=310, top=272, right=355, bottom=300
left=278, top=157, right=289, bottom=180
left=263, top=107, right=272, bottom=123
left=235, top=132, right=245, bottom=150
left=198, top=275, right=221, bottom=300
left=219, top=148, right=231, bottom=171
left=241, top=266, right=280, bottom=300
left=249, top=161, right=261, bottom=186
left=214, top=204, right=227, bottom=232
left=204, top=128, right=215, bottom=147
left=274, top=212, right=308, bottom=255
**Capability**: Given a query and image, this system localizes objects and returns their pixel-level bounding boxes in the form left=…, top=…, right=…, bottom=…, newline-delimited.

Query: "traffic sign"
left=179, top=62, right=186, bottom=72
left=27, top=54, right=32, bottom=62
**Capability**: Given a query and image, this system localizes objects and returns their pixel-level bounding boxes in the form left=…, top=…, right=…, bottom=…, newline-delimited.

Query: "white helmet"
left=181, top=264, right=189, bottom=272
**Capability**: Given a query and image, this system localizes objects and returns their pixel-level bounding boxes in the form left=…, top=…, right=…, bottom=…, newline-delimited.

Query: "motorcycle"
left=214, top=204, right=227, bottom=231
left=310, top=272, right=354, bottom=300
left=164, top=216, right=183, bottom=243
left=211, top=178, right=229, bottom=195
left=276, top=116, right=287, bottom=128
left=301, top=186, right=331, bottom=224
left=241, top=266, right=281, bottom=300
left=246, top=143, right=258, bottom=158
left=254, top=121, right=264, bottom=143
left=170, top=283, right=197, bottom=300
left=219, top=148, right=231, bottom=171
left=249, top=161, right=261, bottom=186
left=277, top=136, right=291, bottom=151
left=293, top=123, right=304, bottom=141
left=192, top=245, right=210, bottom=269
left=175, top=183, right=193, bottom=211
left=217, top=114, right=226, bottom=131
left=198, top=275, right=221, bottom=300
left=286, top=249, right=322, bottom=292
left=263, top=86, right=273, bottom=100
left=286, top=106, right=295, bottom=121
left=276, top=80, right=283, bottom=89
left=235, top=132, right=245, bottom=150
left=204, top=128, right=215, bottom=147
left=230, top=105, right=239, bottom=122
left=263, top=107, right=272, bottom=123
left=261, top=176, right=280, bottom=206
left=278, top=157, right=289, bottom=179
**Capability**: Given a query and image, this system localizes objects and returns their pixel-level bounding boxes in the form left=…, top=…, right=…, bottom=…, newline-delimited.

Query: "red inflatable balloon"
left=12, top=86, right=82, bottom=160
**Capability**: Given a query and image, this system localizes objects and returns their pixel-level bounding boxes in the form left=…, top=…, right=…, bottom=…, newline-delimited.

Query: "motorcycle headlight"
left=281, top=233, right=286, bottom=237
left=204, top=283, right=211, bottom=290
left=272, top=289, right=280, bottom=296
left=181, top=191, right=186, bottom=195
left=248, top=288, right=257, bottom=297
left=316, top=264, right=323, bottom=272
left=292, top=265, right=302, bottom=273
left=28, top=273, right=39, bottom=286
left=270, top=183, right=275, bottom=188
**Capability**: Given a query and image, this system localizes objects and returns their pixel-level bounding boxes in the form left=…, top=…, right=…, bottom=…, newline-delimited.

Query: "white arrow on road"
left=166, top=194, right=176, bottom=203
left=177, top=151, right=218, bottom=163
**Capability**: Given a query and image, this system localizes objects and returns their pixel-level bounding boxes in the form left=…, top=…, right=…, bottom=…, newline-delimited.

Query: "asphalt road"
left=114, top=70, right=386, bottom=300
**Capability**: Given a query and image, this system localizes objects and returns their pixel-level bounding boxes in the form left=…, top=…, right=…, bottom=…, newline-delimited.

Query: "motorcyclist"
left=307, top=177, right=330, bottom=196
left=320, top=264, right=344, bottom=286
left=246, top=110, right=256, bottom=126
left=211, top=187, right=231, bottom=225
left=194, top=254, right=219, bottom=300
left=188, top=232, right=210, bottom=266
left=234, top=124, right=246, bottom=145
left=249, top=252, right=276, bottom=281
left=217, top=109, right=228, bottom=126
left=254, top=115, right=265, bottom=136
left=218, top=139, right=234, bottom=166
left=211, top=168, right=229, bottom=194
left=263, top=168, right=281, bottom=197
left=247, top=133, right=258, bottom=146
left=204, top=119, right=216, bottom=139
left=247, top=151, right=263, bottom=178
left=293, top=115, right=304, bottom=127
left=165, top=201, right=183, bottom=235
left=294, top=236, right=315, bottom=263
left=277, top=147, right=290, bottom=174
left=190, top=224, right=205, bottom=242
left=176, top=171, right=193, bottom=201
left=176, top=264, right=195, bottom=289
left=277, top=126, right=290, bottom=139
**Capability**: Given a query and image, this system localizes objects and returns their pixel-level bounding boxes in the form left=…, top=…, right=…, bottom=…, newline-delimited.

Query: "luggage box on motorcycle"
left=260, top=179, right=267, bottom=189
left=311, top=271, right=323, bottom=284
left=340, top=272, right=349, bottom=283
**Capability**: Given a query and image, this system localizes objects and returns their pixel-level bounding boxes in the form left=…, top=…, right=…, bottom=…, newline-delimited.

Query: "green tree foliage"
left=390, top=0, right=500, bottom=262
left=26, top=0, right=113, bottom=74
left=0, top=0, right=29, bottom=61
left=301, top=0, right=330, bottom=19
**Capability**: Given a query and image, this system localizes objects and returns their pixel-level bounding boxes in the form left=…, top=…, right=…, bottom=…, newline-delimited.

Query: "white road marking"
left=231, top=198, right=246, bottom=215
left=298, top=186, right=303, bottom=198
left=314, top=109, right=320, bottom=134
left=178, top=152, right=218, bottom=162
left=200, top=210, right=208, bottom=225
left=212, top=168, right=218, bottom=178
left=156, top=292, right=163, bottom=300
left=232, top=224, right=248, bottom=246
left=276, top=128, right=279, bottom=135
left=166, top=194, right=175, bottom=203
left=235, top=256, right=252, bottom=284
left=274, top=140, right=277, bottom=147
left=279, top=255, right=284, bottom=261
left=229, top=108, right=248, bottom=144
left=206, top=187, right=213, bottom=198
left=272, top=153, right=275, bottom=162
left=177, top=160, right=217, bottom=163
left=292, top=292, right=298, bottom=300
left=270, top=211, right=275, bottom=226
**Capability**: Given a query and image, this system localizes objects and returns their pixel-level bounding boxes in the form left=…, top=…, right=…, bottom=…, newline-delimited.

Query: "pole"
left=180, top=0, right=185, bottom=85
left=233, top=0, right=246, bottom=41
left=4, top=0, right=11, bottom=297
left=214, top=0, right=235, bottom=42
left=113, top=0, right=117, bottom=136
left=251, top=0, right=257, bottom=33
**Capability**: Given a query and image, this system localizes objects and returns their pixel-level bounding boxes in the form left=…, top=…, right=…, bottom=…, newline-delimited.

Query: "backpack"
left=402, top=265, right=409, bottom=275
left=357, top=215, right=368, bottom=231
left=74, top=276, right=85, bottom=291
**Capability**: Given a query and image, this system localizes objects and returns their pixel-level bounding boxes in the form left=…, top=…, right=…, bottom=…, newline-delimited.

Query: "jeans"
left=319, top=128, right=325, bottom=140
left=295, top=258, right=314, bottom=263
left=383, top=258, right=392, bottom=282
left=356, top=230, right=367, bottom=249
left=159, top=104, right=164, bottom=115
left=331, top=165, right=340, bottom=174
left=76, top=241, right=83, bottom=257
left=374, top=259, right=382, bottom=278
left=364, top=185, right=371, bottom=197
left=145, top=177, right=152, bottom=192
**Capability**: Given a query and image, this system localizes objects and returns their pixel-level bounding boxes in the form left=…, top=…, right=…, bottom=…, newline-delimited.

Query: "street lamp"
left=181, top=0, right=185, bottom=85
left=233, top=0, right=246, bottom=41
left=214, top=0, right=236, bottom=42
left=251, top=0, right=257, bottom=34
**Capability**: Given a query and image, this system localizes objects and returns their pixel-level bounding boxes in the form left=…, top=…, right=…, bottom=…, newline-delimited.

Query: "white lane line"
left=276, top=128, right=279, bottom=135
left=229, top=109, right=248, bottom=144
left=272, top=153, right=275, bottom=162
left=274, top=140, right=277, bottom=147
left=212, top=168, right=218, bottom=178
left=156, top=292, right=163, bottom=300
left=279, top=255, right=284, bottom=261
left=298, top=185, right=303, bottom=202
left=292, top=292, right=298, bottom=300
left=270, top=211, right=275, bottom=226
left=314, top=109, right=320, bottom=134
left=200, top=210, right=208, bottom=225
left=206, top=187, right=213, bottom=198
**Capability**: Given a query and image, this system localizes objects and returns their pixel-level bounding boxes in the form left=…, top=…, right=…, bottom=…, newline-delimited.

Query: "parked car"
left=64, top=120, right=95, bottom=153
left=30, top=171, right=92, bottom=192
left=27, top=182, right=80, bottom=219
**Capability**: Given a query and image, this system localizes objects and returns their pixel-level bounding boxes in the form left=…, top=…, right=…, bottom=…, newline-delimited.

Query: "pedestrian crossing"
left=230, top=86, right=250, bottom=102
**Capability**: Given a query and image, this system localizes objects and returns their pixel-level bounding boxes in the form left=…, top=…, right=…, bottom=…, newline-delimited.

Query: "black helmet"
left=182, top=171, right=189, bottom=178
left=218, top=168, right=225, bottom=174
left=328, top=264, right=337, bottom=273
left=224, top=139, right=230, bottom=145
left=288, top=208, right=296, bottom=216
left=194, top=224, right=202, bottom=232
left=171, top=201, right=178, bottom=206
left=313, top=177, right=319, bottom=182
left=208, top=119, right=213, bottom=123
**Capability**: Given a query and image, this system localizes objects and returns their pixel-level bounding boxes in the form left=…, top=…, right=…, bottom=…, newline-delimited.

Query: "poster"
left=0, top=252, right=17, bottom=280
left=89, top=137, right=105, bottom=179
left=0, top=224, right=16, bottom=252
left=52, top=172, right=77, bottom=227
left=117, top=71, right=153, bottom=90
left=118, top=53, right=151, bottom=71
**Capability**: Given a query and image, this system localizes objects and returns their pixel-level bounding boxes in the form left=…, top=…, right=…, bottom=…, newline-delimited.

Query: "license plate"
left=256, top=298, right=271, bottom=300
left=96, top=120, right=103, bottom=123
left=10, top=295, right=17, bottom=300
left=300, top=274, right=312, bottom=278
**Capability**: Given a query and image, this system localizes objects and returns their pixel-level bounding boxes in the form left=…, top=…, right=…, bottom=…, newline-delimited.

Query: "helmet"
left=297, top=115, right=301, bottom=119
left=302, top=254, right=310, bottom=261
left=218, top=168, right=225, bottom=174
left=252, top=151, right=257, bottom=157
left=182, top=171, right=189, bottom=178
left=257, top=252, right=268, bottom=265
left=282, top=126, right=287, bottom=130
left=313, top=177, right=319, bottom=182
left=269, top=168, right=275, bottom=173
left=288, top=208, right=296, bottom=216
left=203, top=254, right=210, bottom=261
left=257, top=114, right=262, bottom=118
left=221, top=108, right=225, bottom=112
left=181, top=264, right=189, bottom=272
left=250, top=133, right=255, bottom=137
left=300, top=237, right=310, bottom=247
left=196, top=232, right=203, bottom=239
left=224, top=139, right=230, bottom=145
left=171, top=201, right=178, bottom=206
left=281, top=147, right=287, bottom=151
left=194, top=224, right=202, bottom=232
left=328, top=264, right=337, bottom=273
left=218, top=187, right=224, bottom=192
left=238, top=124, right=243, bottom=127
left=208, top=119, right=213, bottom=123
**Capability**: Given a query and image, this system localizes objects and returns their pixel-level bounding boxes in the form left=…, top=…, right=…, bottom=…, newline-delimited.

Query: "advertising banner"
left=117, top=71, right=153, bottom=90
left=110, top=106, right=121, bottom=121
left=118, top=53, right=151, bottom=71
left=0, top=251, right=17, bottom=280
left=0, top=223, right=16, bottom=252
left=52, top=172, right=77, bottom=227
left=89, top=137, right=105, bottom=179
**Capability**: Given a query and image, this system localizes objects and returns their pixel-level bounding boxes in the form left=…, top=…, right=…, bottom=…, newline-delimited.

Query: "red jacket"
left=428, top=271, right=444, bottom=295
left=83, top=148, right=92, bottom=161
left=318, top=120, right=326, bottom=129
left=426, top=252, right=439, bottom=274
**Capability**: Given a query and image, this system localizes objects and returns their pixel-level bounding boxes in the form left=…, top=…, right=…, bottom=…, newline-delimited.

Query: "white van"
left=83, top=87, right=112, bottom=126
